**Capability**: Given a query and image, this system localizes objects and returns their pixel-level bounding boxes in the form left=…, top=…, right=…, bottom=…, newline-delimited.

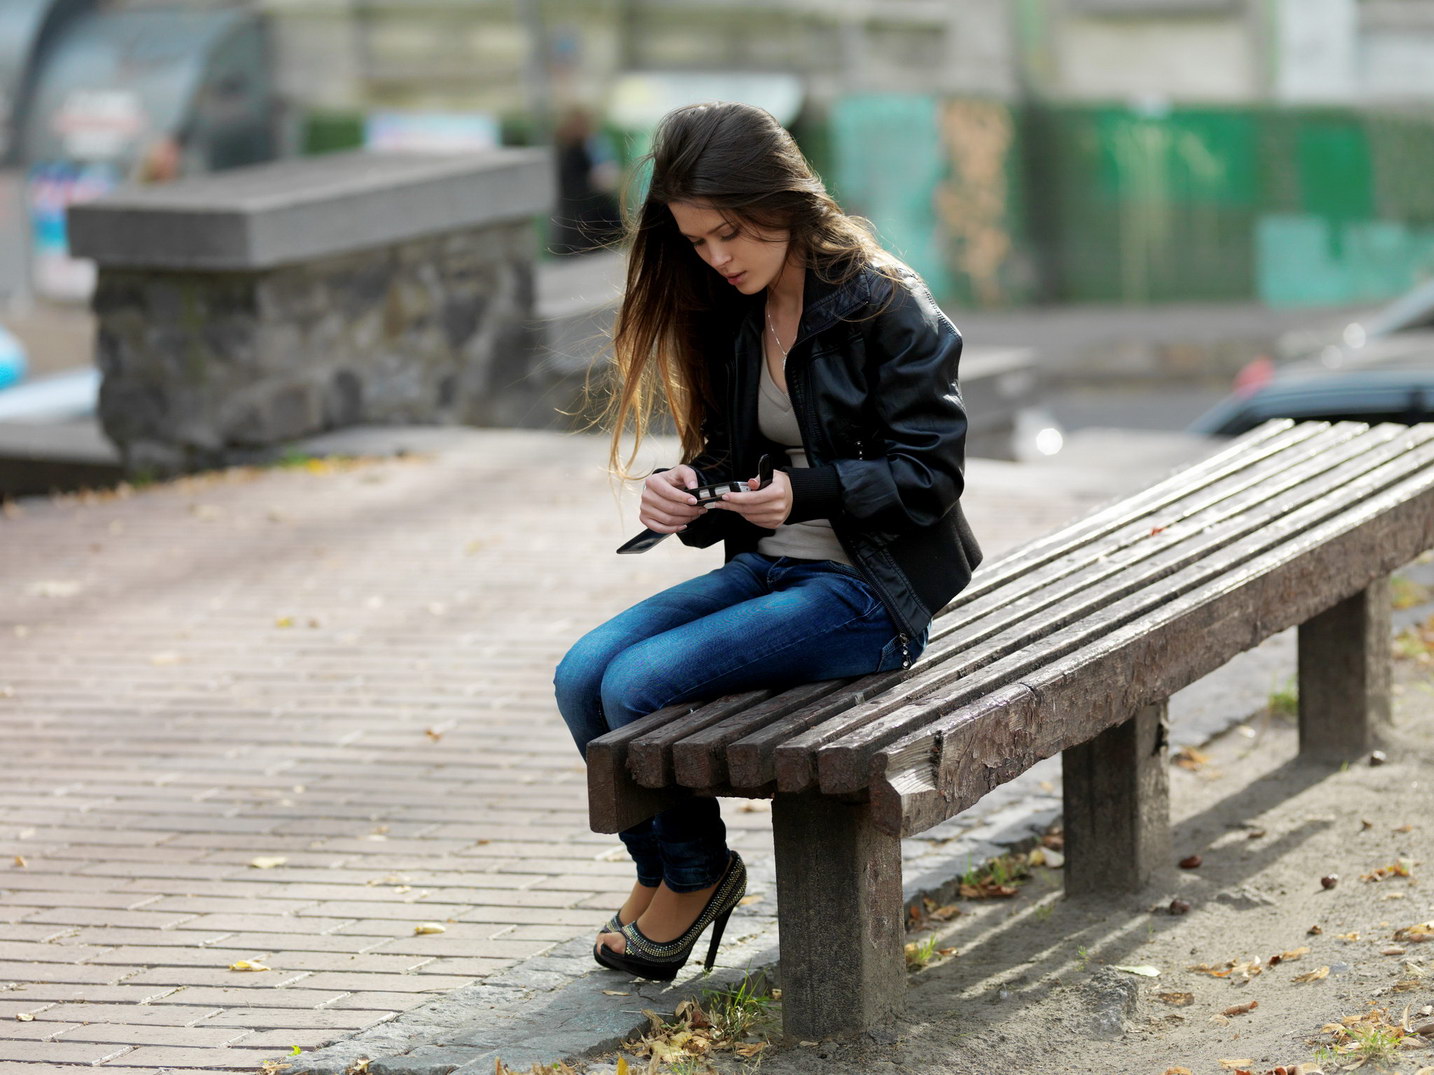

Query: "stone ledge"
left=68, top=149, right=553, bottom=270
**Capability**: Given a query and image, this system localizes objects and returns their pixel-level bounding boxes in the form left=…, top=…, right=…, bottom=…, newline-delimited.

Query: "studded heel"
left=595, top=852, right=747, bottom=981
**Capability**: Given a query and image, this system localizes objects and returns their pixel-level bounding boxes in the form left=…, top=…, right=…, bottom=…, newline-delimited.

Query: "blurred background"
left=4, top=0, right=1434, bottom=487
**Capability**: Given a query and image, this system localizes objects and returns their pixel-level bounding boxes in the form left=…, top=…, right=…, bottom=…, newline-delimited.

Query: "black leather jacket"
left=678, top=262, right=982, bottom=640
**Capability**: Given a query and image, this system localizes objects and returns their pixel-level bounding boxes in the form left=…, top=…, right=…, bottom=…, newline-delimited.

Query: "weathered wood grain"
left=669, top=679, right=848, bottom=787
left=1298, top=577, right=1392, bottom=760
left=871, top=449, right=1434, bottom=836
left=1063, top=702, right=1171, bottom=894
left=801, top=424, right=1424, bottom=794
left=772, top=793, right=905, bottom=1037
left=587, top=690, right=768, bottom=832
left=629, top=689, right=778, bottom=787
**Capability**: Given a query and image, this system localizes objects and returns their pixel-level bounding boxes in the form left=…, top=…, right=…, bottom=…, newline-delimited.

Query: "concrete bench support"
left=1298, top=577, right=1392, bottom=761
left=1062, top=701, right=1171, bottom=895
left=772, top=793, right=905, bottom=1038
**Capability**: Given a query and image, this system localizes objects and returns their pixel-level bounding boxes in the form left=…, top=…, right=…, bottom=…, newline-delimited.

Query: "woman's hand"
left=639, top=466, right=706, bottom=533
left=710, top=469, right=792, bottom=529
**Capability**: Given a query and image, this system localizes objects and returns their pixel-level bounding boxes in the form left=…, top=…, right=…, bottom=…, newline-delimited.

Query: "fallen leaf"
left=1163, top=1068, right=1193, bottom=1075
left=734, top=1042, right=766, bottom=1058
left=248, top=856, right=287, bottom=870
left=229, top=960, right=270, bottom=972
left=1217, top=1061, right=1255, bottom=1071
left=1222, top=1000, right=1259, bottom=1017
left=615, top=1058, right=629, bottom=1075
left=1042, top=848, right=1066, bottom=868
left=16, top=1013, right=34, bottom=1022
left=1308, top=924, right=1323, bottom=935
left=275, top=616, right=295, bottom=628
left=1112, top=964, right=1161, bottom=977
left=1278, top=946, right=1311, bottom=962
left=413, top=923, right=447, bottom=935
left=1337, top=932, right=1361, bottom=942
left=1362, top=860, right=1414, bottom=883
left=1384, top=947, right=1408, bottom=956
left=1395, top=922, right=1434, bottom=943
left=1179, top=854, right=1203, bottom=869
left=1396, top=824, right=1414, bottom=833
left=1293, top=966, right=1330, bottom=982
left=1173, top=746, right=1211, bottom=770
left=738, top=894, right=763, bottom=906
left=12, top=856, right=26, bottom=868
left=1158, top=992, right=1195, bottom=1006
left=424, top=728, right=443, bottom=741
left=601, top=990, right=630, bottom=996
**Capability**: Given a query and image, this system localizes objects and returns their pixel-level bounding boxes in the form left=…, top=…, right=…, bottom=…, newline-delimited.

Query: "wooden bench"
left=586, top=419, right=1434, bottom=1038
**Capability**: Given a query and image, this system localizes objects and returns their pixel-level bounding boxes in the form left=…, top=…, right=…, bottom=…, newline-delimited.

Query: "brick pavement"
left=1, top=427, right=1116, bottom=1072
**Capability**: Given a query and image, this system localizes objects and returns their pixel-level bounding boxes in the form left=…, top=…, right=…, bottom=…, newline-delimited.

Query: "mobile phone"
left=614, top=455, right=775, bottom=555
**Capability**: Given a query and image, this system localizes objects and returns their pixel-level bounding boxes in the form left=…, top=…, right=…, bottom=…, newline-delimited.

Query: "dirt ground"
left=588, top=648, right=1434, bottom=1075
left=739, top=660, right=1434, bottom=1075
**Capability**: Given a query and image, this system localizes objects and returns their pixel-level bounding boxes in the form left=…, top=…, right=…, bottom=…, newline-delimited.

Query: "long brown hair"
left=603, top=101, right=900, bottom=478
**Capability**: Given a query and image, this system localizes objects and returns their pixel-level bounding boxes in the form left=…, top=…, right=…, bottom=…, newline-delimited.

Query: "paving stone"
left=108, top=1045, right=295, bottom=1070
left=0, top=428, right=1100, bottom=1073
left=201, top=1008, right=400, bottom=1029
left=121, top=966, right=313, bottom=988
left=49, top=1023, right=252, bottom=1047
left=0, top=962, right=132, bottom=985
left=0, top=1039, right=135, bottom=1064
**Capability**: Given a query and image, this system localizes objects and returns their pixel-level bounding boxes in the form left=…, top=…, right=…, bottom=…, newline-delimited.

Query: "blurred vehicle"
left=0, top=323, right=26, bottom=389
left=1190, top=331, right=1434, bottom=436
left=1191, top=279, right=1434, bottom=436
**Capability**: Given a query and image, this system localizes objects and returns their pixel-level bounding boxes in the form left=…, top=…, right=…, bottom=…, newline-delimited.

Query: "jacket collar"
left=798, top=262, right=873, bottom=339
left=736, top=261, right=876, bottom=344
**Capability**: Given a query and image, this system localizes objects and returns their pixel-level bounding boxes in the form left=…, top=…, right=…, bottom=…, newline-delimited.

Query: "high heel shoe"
left=592, top=882, right=660, bottom=969
left=595, top=852, right=746, bottom=982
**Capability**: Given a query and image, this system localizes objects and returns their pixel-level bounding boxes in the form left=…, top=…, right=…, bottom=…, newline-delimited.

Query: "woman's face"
left=668, top=200, right=794, bottom=296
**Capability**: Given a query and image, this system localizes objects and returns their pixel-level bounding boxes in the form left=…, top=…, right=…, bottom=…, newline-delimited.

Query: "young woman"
left=554, top=101, right=982, bottom=982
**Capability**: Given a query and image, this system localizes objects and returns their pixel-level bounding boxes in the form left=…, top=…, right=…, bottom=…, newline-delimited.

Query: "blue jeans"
left=554, top=552, right=926, bottom=893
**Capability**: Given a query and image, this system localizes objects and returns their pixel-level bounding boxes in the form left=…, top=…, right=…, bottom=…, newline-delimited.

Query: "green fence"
left=304, top=99, right=1434, bottom=309
left=826, top=97, right=1434, bottom=309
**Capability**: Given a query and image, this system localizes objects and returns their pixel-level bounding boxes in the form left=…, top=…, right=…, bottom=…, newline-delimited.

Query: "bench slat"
left=587, top=689, right=772, bottom=833
left=871, top=431, right=1434, bottom=835
left=728, top=423, right=1361, bottom=792
left=629, top=690, right=787, bottom=787
left=793, top=424, right=1421, bottom=793
left=668, top=679, right=850, bottom=787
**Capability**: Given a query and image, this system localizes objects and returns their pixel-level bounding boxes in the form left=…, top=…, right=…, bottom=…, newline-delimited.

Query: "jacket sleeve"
left=786, top=275, right=967, bottom=534
left=676, top=362, right=741, bottom=549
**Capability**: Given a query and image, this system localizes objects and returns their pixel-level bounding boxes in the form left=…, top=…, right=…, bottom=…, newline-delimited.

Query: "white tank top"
left=754, top=358, right=851, bottom=565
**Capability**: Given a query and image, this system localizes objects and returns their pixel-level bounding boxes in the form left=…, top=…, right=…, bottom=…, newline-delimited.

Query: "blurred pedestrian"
left=553, top=101, right=981, bottom=982
left=551, top=106, right=622, bottom=255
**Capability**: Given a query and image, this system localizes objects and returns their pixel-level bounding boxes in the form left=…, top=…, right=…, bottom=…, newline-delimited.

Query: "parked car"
left=1191, top=280, right=1434, bottom=436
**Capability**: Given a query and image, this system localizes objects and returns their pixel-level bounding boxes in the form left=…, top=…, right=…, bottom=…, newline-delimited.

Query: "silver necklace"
left=765, top=304, right=790, bottom=363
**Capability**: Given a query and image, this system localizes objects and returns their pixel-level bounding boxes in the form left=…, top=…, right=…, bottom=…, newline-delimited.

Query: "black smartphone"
left=614, top=455, right=775, bottom=555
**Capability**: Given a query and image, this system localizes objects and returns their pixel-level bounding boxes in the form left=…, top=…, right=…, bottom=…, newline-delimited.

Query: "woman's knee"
left=598, top=642, right=681, bottom=729
left=553, top=634, right=612, bottom=747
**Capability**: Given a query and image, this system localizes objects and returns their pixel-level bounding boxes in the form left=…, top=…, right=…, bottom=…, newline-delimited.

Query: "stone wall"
left=93, top=223, right=541, bottom=475
left=69, top=149, right=555, bottom=477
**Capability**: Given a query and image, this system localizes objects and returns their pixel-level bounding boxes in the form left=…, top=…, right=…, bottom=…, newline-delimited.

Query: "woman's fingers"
left=640, top=471, right=707, bottom=532
left=710, top=476, right=791, bottom=528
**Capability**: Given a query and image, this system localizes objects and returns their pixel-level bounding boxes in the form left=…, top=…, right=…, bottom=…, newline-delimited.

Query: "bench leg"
left=1297, top=578, right=1392, bottom=762
left=771, top=793, right=904, bottom=1038
left=1062, top=701, right=1171, bottom=896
